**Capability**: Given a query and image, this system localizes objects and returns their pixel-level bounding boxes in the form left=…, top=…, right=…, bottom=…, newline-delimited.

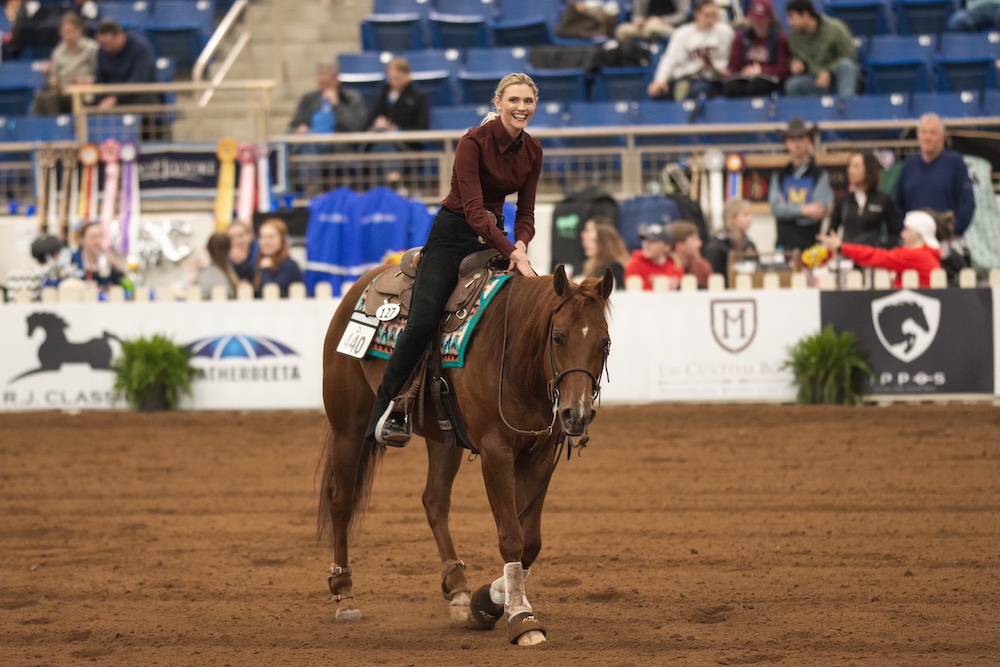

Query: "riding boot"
left=365, top=388, right=411, bottom=449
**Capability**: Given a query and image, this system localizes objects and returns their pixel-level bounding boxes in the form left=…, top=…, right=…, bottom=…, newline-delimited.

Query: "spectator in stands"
left=253, top=218, right=302, bottom=298
left=703, top=197, right=758, bottom=285
left=647, top=0, right=734, bottom=101
left=784, top=0, right=858, bottom=98
left=580, top=216, right=630, bottom=288
left=947, top=0, right=1000, bottom=32
left=624, top=223, right=683, bottom=289
left=227, top=220, right=257, bottom=284
left=896, top=113, right=975, bottom=278
left=817, top=209, right=948, bottom=288
left=70, top=221, right=124, bottom=288
left=196, top=232, right=238, bottom=299
left=667, top=220, right=712, bottom=287
left=288, top=61, right=368, bottom=194
left=722, top=0, right=789, bottom=98
left=614, top=0, right=691, bottom=43
left=33, top=13, right=98, bottom=116
left=769, top=117, right=832, bottom=254
left=366, top=56, right=430, bottom=185
left=829, top=151, right=899, bottom=247
left=94, top=19, right=159, bottom=109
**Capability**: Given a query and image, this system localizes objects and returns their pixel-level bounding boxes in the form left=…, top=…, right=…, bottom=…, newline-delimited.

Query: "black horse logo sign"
left=871, top=291, right=941, bottom=363
left=10, top=312, right=120, bottom=382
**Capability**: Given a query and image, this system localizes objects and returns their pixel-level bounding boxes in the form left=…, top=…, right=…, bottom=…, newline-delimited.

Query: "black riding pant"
left=376, top=207, right=502, bottom=404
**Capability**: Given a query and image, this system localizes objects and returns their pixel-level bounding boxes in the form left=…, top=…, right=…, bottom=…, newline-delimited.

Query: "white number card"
left=336, top=313, right=379, bottom=359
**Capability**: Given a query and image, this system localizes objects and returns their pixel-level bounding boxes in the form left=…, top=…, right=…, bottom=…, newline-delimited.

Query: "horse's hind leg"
left=423, top=438, right=472, bottom=624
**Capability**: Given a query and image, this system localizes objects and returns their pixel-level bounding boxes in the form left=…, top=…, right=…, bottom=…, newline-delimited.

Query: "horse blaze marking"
left=581, top=326, right=589, bottom=338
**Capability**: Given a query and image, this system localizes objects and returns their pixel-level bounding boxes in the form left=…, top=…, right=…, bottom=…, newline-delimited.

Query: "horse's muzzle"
left=559, top=407, right=596, bottom=437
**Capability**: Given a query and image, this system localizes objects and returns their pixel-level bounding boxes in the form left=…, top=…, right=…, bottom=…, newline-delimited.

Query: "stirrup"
left=375, top=399, right=412, bottom=447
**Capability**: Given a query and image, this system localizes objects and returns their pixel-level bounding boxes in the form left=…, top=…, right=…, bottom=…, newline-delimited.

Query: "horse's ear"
left=553, top=264, right=569, bottom=296
left=600, top=267, right=614, bottom=299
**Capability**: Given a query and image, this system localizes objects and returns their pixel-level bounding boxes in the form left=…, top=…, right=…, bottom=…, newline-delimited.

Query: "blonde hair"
left=386, top=56, right=411, bottom=77
left=582, top=217, right=630, bottom=279
left=667, top=221, right=700, bottom=244
left=481, top=72, right=539, bottom=125
left=722, top=198, right=750, bottom=231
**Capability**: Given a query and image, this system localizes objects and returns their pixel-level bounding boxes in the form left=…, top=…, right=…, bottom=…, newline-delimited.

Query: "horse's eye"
left=552, top=331, right=566, bottom=346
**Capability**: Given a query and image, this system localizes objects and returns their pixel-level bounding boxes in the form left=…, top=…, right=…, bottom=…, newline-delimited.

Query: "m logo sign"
left=871, top=290, right=941, bottom=363
left=711, top=299, right=757, bottom=353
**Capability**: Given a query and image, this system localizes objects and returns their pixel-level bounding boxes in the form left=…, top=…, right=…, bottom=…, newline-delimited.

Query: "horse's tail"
left=316, top=424, right=379, bottom=545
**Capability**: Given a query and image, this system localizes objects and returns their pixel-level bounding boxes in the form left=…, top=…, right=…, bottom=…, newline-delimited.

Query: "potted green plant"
left=782, top=324, right=874, bottom=405
left=112, top=334, right=198, bottom=411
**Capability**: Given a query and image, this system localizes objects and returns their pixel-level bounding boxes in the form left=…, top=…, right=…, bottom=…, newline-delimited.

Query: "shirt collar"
left=491, top=117, right=522, bottom=154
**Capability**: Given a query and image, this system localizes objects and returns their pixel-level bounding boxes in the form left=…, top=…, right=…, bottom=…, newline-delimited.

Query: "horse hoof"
left=468, top=584, right=504, bottom=630
left=449, top=591, right=471, bottom=625
left=335, top=607, right=362, bottom=621
left=508, top=611, right=547, bottom=646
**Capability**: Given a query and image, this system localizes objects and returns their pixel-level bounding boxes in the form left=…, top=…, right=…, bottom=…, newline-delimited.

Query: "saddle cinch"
left=361, top=247, right=507, bottom=333
left=361, top=247, right=510, bottom=452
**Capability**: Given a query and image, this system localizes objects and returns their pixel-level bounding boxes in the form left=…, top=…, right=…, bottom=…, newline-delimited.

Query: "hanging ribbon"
left=36, top=147, right=57, bottom=238
left=724, top=152, right=745, bottom=203
left=46, top=151, right=59, bottom=237
left=99, top=139, right=122, bottom=252
left=118, top=142, right=139, bottom=258
left=77, top=143, right=100, bottom=226
left=214, top=137, right=238, bottom=231
left=236, top=142, right=256, bottom=224
left=57, top=146, right=78, bottom=242
left=256, top=142, right=272, bottom=213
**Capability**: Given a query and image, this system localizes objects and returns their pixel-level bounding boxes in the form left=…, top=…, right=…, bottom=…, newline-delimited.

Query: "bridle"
left=497, top=278, right=610, bottom=446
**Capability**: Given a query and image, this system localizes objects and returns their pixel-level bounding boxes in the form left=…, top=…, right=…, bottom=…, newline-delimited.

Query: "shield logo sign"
left=711, top=299, right=757, bottom=353
left=871, top=290, right=941, bottom=363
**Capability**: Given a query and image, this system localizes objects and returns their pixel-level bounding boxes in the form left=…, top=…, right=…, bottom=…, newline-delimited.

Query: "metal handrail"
left=193, top=0, right=251, bottom=84
left=198, top=31, right=252, bottom=108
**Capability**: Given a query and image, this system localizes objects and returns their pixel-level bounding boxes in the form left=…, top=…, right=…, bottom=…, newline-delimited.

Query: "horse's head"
left=547, top=265, right=614, bottom=437
left=27, top=312, right=67, bottom=337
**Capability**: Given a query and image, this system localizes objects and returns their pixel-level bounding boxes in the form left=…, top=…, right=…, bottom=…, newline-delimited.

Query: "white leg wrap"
left=501, top=561, right=532, bottom=617
left=489, top=566, right=530, bottom=606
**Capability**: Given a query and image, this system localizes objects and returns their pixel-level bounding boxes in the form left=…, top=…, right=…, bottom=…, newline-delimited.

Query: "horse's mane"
left=476, top=273, right=611, bottom=396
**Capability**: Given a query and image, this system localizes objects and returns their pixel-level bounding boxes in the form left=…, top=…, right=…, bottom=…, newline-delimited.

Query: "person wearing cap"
left=895, top=113, right=975, bottom=279
left=667, top=221, right=713, bottom=288
left=624, top=223, right=684, bottom=290
left=816, top=209, right=949, bottom=288
left=768, top=117, right=833, bottom=253
left=614, top=0, right=691, bottom=43
left=722, top=0, right=789, bottom=98
left=784, top=0, right=858, bottom=98
left=647, top=0, right=734, bottom=101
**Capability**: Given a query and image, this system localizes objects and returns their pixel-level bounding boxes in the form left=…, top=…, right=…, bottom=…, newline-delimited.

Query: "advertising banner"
left=604, top=290, right=821, bottom=403
left=820, top=288, right=995, bottom=396
left=0, top=300, right=337, bottom=411
left=136, top=144, right=287, bottom=198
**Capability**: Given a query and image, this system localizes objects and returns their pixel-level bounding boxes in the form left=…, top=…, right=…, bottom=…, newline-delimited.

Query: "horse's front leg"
left=423, top=438, right=471, bottom=623
left=473, top=439, right=548, bottom=645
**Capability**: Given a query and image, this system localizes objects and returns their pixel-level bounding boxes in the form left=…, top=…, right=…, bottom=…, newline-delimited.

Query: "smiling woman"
left=364, top=72, right=545, bottom=449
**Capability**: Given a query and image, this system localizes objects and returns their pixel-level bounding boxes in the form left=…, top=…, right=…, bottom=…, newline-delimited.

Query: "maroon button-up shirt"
left=440, top=117, right=543, bottom=257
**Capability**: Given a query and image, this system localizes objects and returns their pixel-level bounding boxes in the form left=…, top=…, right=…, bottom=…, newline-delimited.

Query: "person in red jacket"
left=816, top=209, right=949, bottom=288
left=624, top=223, right=683, bottom=290
left=722, top=0, right=791, bottom=98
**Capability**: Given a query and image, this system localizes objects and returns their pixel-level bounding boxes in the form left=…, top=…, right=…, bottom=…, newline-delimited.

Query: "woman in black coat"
left=829, top=151, right=900, bottom=247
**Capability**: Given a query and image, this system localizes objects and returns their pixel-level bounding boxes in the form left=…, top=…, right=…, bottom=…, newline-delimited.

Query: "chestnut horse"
left=317, top=264, right=614, bottom=645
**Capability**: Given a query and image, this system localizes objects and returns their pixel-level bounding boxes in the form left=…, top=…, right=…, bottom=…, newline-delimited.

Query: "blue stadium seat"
left=87, top=113, right=142, bottom=143
left=865, top=34, right=936, bottom=94
left=934, top=31, right=1000, bottom=92
left=699, top=96, right=773, bottom=144
left=824, top=0, right=892, bottom=36
left=523, top=67, right=589, bottom=103
left=146, top=0, right=215, bottom=72
left=0, top=62, right=44, bottom=117
left=456, top=47, right=529, bottom=103
left=0, top=86, right=34, bottom=117
left=427, top=0, right=496, bottom=49
left=372, top=0, right=433, bottom=15
left=360, top=15, right=426, bottom=52
left=1, top=115, right=75, bottom=142
left=773, top=95, right=841, bottom=140
left=338, top=52, right=389, bottom=111
left=635, top=99, right=699, bottom=145
left=838, top=93, right=912, bottom=139
left=590, top=65, right=655, bottom=102
left=97, top=0, right=152, bottom=31
left=490, top=0, right=553, bottom=46
left=983, top=89, right=1000, bottom=115
left=565, top=100, right=634, bottom=147
left=911, top=90, right=982, bottom=118
left=429, top=103, right=488, bottom=130
left=398, top=49, right=463, bottom=106
left=892, top=0, right=956, bottom=34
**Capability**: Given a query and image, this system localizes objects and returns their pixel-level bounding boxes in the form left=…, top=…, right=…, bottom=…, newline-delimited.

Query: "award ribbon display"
left=256, top=142, right=272, bottom=213
left=99, top=139, right=122, bottom=252
left=36, top=147, right=58, bottom=237
left=236, top=142, right=256, bottom=224
left=77, top=143, right=100, bottom=225
left=725, top=153, right=745, bottom=203
left=214, top=137, right=238, bottom=231
left=57, top=146, right=78, bottom=241
left=118, top=142, right=140, bottom=257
